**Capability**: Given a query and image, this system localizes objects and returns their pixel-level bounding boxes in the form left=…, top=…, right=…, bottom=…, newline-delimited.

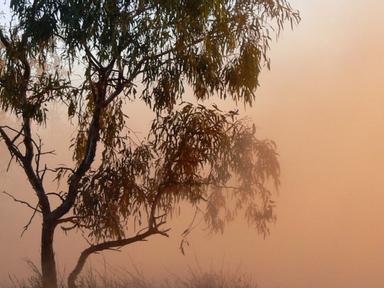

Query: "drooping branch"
left=67, top=224, right=169, bottom=288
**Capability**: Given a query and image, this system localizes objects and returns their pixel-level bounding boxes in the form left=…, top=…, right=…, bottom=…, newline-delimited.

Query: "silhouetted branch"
left=84, top=46, right=103, bottom=71
left=0, top=127, right=25, bottom=161
left=2, top=38, right=52, bottom=215
left=51, top=74, right=104, bottom=220
left=2, top=191, right=42, bottom=213
left=34, top=136, right=56, bottom=180
left=43, top=166, right=75, bottom=177
left=6, top=154, right=15, bottom=172
left=67, top=224, right=169, bottom=288
left=46, top=192, right=65, bottom=202
left=21, top=202, right=40, bottom=237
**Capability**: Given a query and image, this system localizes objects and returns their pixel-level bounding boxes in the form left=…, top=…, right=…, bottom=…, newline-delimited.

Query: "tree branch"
left=0, top=127, right=25, bottom=161
left=2, top=191, right=42, bottom=213
left=0, top=29, right=51, bottom=216
left=67, top=226, right=169, bottom=288
left=21, top=202, right=40, bottom=237
left=51, top=71, right=104, bottom=220
left=20, top=121, right=51, bottom=215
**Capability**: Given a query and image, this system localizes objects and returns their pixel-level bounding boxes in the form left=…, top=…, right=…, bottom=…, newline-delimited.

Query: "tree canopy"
left=0, top=1, right=299, bottom=287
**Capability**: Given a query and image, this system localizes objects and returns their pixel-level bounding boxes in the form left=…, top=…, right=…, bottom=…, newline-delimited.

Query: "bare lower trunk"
left=41, top=220, right=57, bottom=288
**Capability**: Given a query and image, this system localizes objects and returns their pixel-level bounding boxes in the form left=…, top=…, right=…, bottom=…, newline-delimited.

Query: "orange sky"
left=1, top=1, right=384, bottom=287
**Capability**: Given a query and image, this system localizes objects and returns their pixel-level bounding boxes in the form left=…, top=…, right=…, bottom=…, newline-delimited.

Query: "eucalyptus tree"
left=0, top=1, right=299, bottom=287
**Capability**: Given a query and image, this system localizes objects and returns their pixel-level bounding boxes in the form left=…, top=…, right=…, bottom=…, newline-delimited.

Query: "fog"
left=1, top=0, right=384, bottom=287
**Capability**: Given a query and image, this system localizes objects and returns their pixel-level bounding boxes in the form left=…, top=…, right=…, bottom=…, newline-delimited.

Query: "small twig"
left=6, top=154, right=15, bottom=172
left=40, top=150, right=56, bottom=156
left=43, top=166, right=75, bottom=174
left=40, top=164, right=48, bottom=181
left=10, top=126, right=24, bottom=145
left=21, top=202, right=40, bottom=237
left=157, top=228, right=171, bottom=237
left=0, top=125, right=21, bottom=134
left=46, top=192, right=65, bottom=202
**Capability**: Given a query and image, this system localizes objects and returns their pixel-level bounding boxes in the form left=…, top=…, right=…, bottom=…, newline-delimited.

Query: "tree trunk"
left=41, top=220, right=58, bottom=288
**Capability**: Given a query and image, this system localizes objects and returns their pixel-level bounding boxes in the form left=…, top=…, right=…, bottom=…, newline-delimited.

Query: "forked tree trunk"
left=41, top=220, right=58, bottom=288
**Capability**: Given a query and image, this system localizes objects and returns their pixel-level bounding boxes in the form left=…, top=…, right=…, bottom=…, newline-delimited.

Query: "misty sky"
left=1, top=1, right=384, bottom=287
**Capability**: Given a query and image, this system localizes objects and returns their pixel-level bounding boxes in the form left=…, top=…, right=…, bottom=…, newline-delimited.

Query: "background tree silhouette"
left=0, top=1, right=299, bottom=287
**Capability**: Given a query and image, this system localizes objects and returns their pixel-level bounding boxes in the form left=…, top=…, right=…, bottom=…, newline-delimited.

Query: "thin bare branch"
left=21, top=202, right=40, bottom=237
left=46, top=192, right=65, bottom=202
left=2, top=191, right=42, bottom=213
